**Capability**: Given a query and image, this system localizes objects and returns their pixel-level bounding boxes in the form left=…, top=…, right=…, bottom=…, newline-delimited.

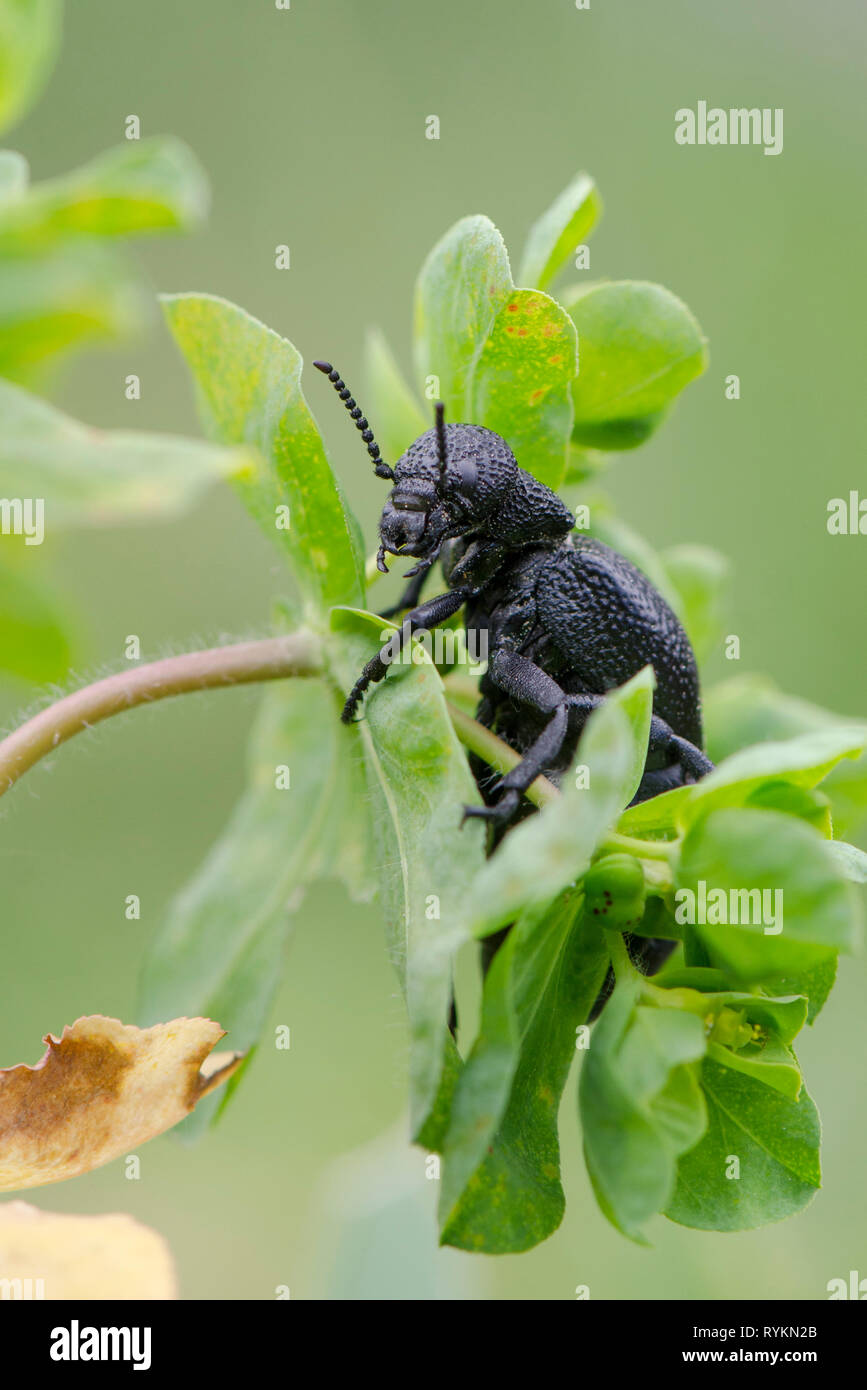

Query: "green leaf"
left=660, top=543, right=730, bottom=666
left=468, top=288, right=578, bottom=489
left=827, top=840, right=867, bottom=883
left=413, top=214, right=512, bottom=418
left=163, top=293, right=365, bottom=617
left=439, top=894, right=608, bottom=1253
left=0, top=375, right=243, bottom=524
left=0, top=548, right=72, bottom=681
left=773, top=952, right=837, bottom=1026
left=704, top=673, right=852, bottom=758
left=563, top=281, right=708, bottom=450
left=706, top=1038, right=802, bottom=1101
left=579, top=979, right=707, bottom=1240
left=617, top=784, right=690, bottom=838
left=677, top=727, right=866, bottom=831
left=138, top=676, right=343, bottom=1132
left=363, top=326, right=428, bottom=463
left=329, top=607, right=487, bottom=1144
left=703, top=675, right=867, bottom=838
left=666, top=1059, right=820, bottom=1231
left=0, top=138, right=209, bottom=249
left=676, top=807, right=861, bottom=985
left=458, top=669, right=654, bottom=940
left=743, top=780, right=832, bottom=836
left=0, top=140, right=209, bottom=382
left=0, top=0, right=61, bottom=136
left=413, top=214, right=577, bottom=488
left=0, top=239, right=144, bottom=381
left=813, top=756, right=867, bottom=840
left=517, top=172, right=602, bottom=291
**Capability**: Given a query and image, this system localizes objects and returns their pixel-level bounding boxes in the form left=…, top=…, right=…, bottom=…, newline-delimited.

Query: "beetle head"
left=314, top=360, right=517, bottom=574
left=381, top=415, right=517, bottom=572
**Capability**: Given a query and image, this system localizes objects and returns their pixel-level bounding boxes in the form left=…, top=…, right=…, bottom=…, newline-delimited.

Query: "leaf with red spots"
left=469, top=288, right=577, bottom=489
left=0, top=1015, right=242, bottom=1192
left=413, top=217, right=577, bottom=488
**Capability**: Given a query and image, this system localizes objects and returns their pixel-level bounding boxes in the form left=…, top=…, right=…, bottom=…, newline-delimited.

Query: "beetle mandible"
left=314, top=360, right=714, bottom=997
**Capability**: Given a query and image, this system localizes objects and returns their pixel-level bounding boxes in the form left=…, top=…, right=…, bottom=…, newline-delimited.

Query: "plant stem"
left=605, top=930, right=634, bottom=982
left=0, top=632, right=322, bottom=799
left=598, top=830, right=679, bottom=864
left=444, top=704, right=683, bottom=877
left=445, top=701, right=559, bottom=809
left=442, top=671, right=482, bottom=706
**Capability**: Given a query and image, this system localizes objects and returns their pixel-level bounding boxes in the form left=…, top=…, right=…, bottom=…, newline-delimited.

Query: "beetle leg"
left=647, top=713, right=714, bottom=782
left=463, top=651, right=576, bottom=824
left=341, top=586, right=470, bottom=723
left=446, top=540, right=508, bottom=591
left=463, top=653, right=713, bottom=822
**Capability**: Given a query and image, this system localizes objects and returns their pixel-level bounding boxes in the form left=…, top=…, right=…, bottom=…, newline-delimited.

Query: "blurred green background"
left=2, top=0, right=865, bottom=1299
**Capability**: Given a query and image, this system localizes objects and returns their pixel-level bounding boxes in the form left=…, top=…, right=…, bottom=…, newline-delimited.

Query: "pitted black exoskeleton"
left=314, top=360, right=714, bottom=1007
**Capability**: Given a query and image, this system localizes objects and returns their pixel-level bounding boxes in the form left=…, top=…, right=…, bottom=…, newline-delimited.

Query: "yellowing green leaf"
left=163, top=293, right=365, bottom=617
left=469, top=288, right=577, bottom=488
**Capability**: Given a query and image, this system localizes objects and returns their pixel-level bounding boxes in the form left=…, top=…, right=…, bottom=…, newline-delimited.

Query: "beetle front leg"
left=341, top=586, right=470, bottom=723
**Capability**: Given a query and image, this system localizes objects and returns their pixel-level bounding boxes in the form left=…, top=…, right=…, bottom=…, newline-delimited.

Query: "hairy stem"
left=0, top=632, right=322, bottom=799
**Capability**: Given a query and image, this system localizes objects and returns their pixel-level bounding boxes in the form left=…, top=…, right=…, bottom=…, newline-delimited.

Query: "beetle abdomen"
left=537, top=537, right=704, bottom=748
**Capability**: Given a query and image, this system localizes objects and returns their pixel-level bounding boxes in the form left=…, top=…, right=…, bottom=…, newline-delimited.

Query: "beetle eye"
left=395, top=495, right=426, bottom=512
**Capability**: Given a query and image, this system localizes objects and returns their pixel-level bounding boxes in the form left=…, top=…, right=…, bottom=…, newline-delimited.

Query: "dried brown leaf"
left=0, top=1015, right=243, bottom=1191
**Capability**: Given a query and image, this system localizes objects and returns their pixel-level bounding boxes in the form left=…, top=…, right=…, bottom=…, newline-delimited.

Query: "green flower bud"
left=584, top=853, right=647, bottom=929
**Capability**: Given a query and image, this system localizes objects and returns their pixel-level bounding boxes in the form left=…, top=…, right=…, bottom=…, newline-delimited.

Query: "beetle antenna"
left=313, top=360, right=394, bottom=480
left=434, top=401, right=448, bottom=486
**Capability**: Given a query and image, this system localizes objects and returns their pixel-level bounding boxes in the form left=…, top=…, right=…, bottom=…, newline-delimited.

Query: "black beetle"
left=314, top=360, right=713, bottom=1002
